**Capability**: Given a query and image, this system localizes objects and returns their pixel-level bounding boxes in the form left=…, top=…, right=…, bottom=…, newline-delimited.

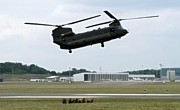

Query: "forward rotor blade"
left=119, top=15, right=159, bottom=21
left=24, top=22, right=58, bottom=27
left=104, top=10, right=118, bottom=20
left=61, top=15, right=101, bottom=26
left=25, top=15, right=101, bottom=27
left=85, top=21, right=111, bottom=28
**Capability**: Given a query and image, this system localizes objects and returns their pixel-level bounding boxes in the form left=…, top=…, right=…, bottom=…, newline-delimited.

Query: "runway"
left=1, top=94, right=180, bottom=99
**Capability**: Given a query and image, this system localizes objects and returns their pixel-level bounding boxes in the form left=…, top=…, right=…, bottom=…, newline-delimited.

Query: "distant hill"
left=0, top=62, right=93, bottom=76
left=0, top=62, right=160, bottom=78
left=0, top=62, right=52, bottom=75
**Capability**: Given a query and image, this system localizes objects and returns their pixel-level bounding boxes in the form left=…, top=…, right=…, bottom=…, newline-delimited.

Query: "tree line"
left=0, top=62, right=50, bottom=74
left=0, top=62, right=92, bottom=76
left=0, top=62, right=160, bottom=77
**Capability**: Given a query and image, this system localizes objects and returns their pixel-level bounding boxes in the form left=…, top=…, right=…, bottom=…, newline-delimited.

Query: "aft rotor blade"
left=61, top=15, right=101, bottom=26
left=86, top=15, right=159, bottom=28
left=104, top=10, right=118, bottom=20
left=85, top=21, right=111, bottom=28
left=86, top=11, right=118, bottom=28
left=120, top=15, right=159, bottom=21
left=24, top=22, right=58, bottom=27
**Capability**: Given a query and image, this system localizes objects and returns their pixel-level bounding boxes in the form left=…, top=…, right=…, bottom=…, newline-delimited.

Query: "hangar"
left=73, top=72, right=129, bottom=82
left=160, top=68, right=180, bottom=80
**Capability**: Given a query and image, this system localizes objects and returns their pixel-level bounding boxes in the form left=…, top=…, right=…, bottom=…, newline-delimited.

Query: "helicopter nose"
left=123, top=29, right=129, bottom=35
left=125, top=29, right=129, bottom=34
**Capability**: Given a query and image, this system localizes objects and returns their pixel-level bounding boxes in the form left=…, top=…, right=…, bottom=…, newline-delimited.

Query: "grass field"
left=0, top=81, right=180, bottom=94
left=0, top=81, right=180, bottom=110
left=0, top=98, right=180, bottom=110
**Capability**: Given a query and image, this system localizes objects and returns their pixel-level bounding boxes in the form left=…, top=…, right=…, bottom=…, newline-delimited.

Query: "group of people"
left=62, top=98, right=94, bottom=104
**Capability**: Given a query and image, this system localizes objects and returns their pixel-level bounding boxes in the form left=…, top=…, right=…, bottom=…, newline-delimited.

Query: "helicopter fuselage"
left=52, top=26, right=128, bottom=52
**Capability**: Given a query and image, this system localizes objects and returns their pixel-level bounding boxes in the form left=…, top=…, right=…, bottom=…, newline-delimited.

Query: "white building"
left=30, top=79, right=45, bottom=82
left=129, top=75, right=155, bottom=81
left=73, top=72, right=129, bottom=82
left=160, top=68, right=180, bottom=80
left=46, top=76, right=60, bottom=82
left=60, top=77, right=73, bottom=82
left=167, top=70, right=175, bottom=81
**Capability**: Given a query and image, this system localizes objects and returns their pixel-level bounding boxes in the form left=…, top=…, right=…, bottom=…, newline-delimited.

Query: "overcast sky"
left=0, top=0, right=180, bottom=72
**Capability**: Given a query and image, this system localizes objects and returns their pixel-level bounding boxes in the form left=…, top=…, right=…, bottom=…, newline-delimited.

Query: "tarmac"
left=1, top=93, right=180, bottom=99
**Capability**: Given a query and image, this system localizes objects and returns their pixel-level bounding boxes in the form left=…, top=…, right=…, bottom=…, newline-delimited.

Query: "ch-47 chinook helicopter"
left=25, top=10, right=159, bottom=53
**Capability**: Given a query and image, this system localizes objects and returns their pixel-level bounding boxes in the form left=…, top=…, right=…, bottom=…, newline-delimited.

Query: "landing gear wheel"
left=69, top=49, right=72, bottom=53
left=101, top=42, right=104, bottom=47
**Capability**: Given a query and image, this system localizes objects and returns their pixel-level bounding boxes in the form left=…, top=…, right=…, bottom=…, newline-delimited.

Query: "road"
left=1, top=93, right=180, bottom=99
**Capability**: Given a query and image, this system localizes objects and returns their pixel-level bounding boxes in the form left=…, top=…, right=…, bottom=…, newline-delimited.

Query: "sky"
left=0, top=0, right=180, bottom=72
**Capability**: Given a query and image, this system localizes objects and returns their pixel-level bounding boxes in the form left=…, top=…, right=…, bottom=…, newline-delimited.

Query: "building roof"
left=74, top=72, right=129, bottom=75
left=46, top=76, right=59, bottom=79
left=73, top=72, right=129, bottom=78
left=129, top=75, right=155, bottom=78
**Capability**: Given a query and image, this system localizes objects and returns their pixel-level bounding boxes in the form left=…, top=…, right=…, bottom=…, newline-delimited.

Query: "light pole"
left=69, top=67, right=71, bottom=83
left=99, top=66, right=102, bottom=73
left=159, top=64, right=163, bottom=69
left=159, top=64, right=164, bottom=80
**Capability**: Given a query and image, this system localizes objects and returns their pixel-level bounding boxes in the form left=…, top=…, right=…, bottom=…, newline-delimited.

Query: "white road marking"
left=0, top=94, right=180, bottom=99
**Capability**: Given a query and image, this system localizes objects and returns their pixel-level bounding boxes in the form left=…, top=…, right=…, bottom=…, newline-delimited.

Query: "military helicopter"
left=25, top=10, right=158, bottom=53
